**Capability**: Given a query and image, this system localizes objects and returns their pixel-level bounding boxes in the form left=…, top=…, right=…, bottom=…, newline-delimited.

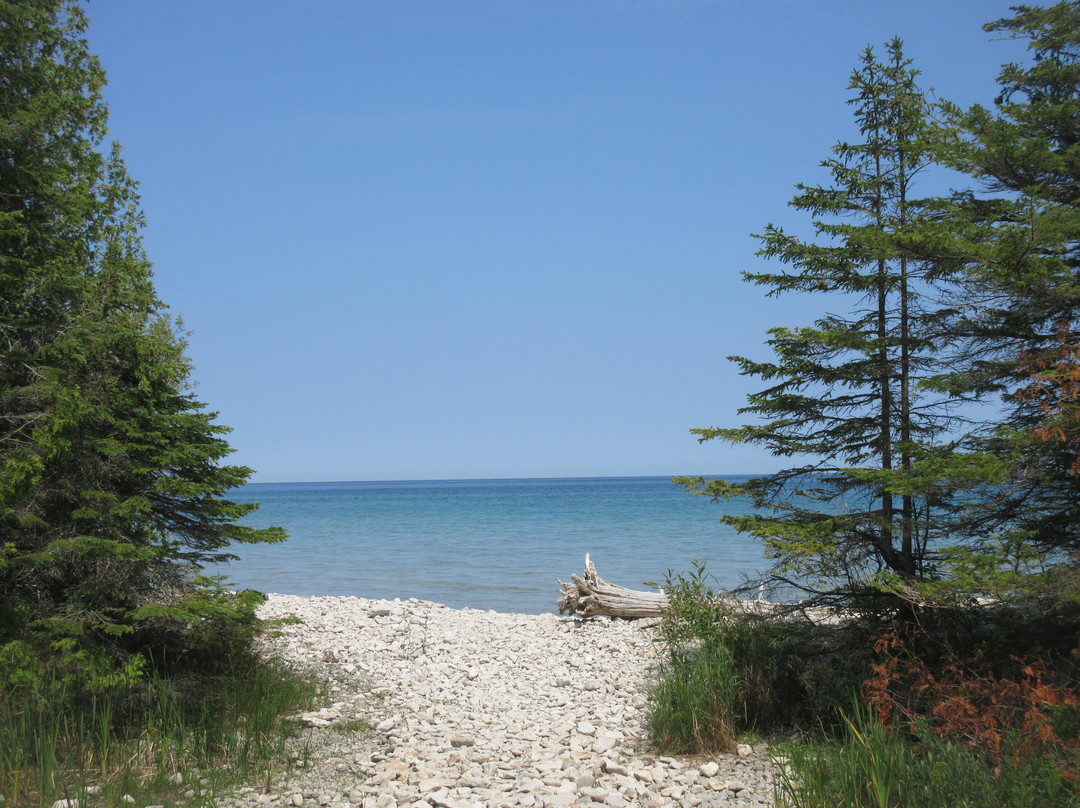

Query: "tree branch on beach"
left=557, top=554, right=670, bottom=618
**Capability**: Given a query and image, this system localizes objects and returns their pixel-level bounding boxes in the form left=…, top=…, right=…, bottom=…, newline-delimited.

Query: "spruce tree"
left=929, top=1, right=1080, bottom=597
left=0, top=0, right=284, bottom=686
left=679, top=41, right=959, bottom=606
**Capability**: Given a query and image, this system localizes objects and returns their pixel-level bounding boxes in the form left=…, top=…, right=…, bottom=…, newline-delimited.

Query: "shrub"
left=648, top=562, right=873, bottom=753
left=0, top=594, right=317, bottom=807
left=865, top=629, right=1080, bottom=776
left=775, top=702, right=1080, bottom=808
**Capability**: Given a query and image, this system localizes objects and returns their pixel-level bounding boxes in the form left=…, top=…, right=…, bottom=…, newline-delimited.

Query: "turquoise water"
left=222, top=476, right=766, bottom=614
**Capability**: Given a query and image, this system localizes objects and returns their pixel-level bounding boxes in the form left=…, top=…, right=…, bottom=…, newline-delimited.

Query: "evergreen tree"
left=679, top=41, right=959, bottom=606
left=0, top=0, right=284, bottom=687
left=928, top=1, right=1080, bottom=597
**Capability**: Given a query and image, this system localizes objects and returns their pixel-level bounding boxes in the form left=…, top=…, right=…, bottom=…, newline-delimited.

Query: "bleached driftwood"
left=555, top=554, right=819, bottom=623
left=557, top=553, right=669, bottom=618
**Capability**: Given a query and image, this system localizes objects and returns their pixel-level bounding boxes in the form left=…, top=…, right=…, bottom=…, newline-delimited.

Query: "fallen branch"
left=556, top=554, right=830, bottom=624
left=556, top=553, right=669, bottom=618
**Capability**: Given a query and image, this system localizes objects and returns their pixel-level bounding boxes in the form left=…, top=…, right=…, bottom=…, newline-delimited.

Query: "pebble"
left=205, top=594, right=775, bottom=807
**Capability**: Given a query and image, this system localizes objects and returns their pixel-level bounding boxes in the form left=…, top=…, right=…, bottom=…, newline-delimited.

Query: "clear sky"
left=84, top=0, right=1029, bottom=483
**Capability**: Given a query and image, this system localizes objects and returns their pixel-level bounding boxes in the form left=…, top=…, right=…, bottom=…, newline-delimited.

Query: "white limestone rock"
left=248, top=593, right=777, bottom=808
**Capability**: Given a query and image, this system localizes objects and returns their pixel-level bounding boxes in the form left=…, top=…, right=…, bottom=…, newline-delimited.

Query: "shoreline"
left=221, top=477, right=767, bottom=617
left=223, top=593, right=777, bottom=808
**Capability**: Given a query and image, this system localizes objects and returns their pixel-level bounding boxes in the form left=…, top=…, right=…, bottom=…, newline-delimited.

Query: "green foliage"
left=682, top=40, right=968, bottom=608
left=674, top=7, right=1080, bottom=800
left=649, top=635, right=738, bottom=755
left=649, top=563, right=873, bottom=754
left=768, top=599, right=1080, bottom=807
left=924, top=1, right=1080, bottom=582
left=0, top=0, right=286, bottom=697
left=685, top=4, right=1080, bottom=614
left=775, top=701, right=910, bottom=808
left=649, top=559, right=727, bottom=647
left=774, top=704, right=1080, bottom=808
left=0, top=637, right=319, bottom=807
left=648, top=565, right=737, bottom=754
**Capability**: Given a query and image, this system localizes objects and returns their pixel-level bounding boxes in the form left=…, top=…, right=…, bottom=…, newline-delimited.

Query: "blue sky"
left=85, top=1, right=1029, bottom=483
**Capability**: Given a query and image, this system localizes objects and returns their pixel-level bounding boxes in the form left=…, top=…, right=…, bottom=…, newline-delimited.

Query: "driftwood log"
left=557, top=553, right=669, bottom=618
left=556, top=554, right=798, bottom=622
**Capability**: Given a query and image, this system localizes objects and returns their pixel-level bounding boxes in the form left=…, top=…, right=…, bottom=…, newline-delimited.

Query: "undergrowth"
left=648, top=561, right=866, bottom=753
left=774, top=701, right=1080, bottom=808
left=648, top=561, right=1080, bottom=807
left=0, top=595, right=318, bottom=807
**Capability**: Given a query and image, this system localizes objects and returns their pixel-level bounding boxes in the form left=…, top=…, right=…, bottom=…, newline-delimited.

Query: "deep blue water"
left=221, top=476, right=766, bottom=614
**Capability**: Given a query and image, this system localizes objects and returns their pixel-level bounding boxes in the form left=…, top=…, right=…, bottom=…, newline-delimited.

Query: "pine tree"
left=0, top=0, right=284, bottom=686
left=679, top=41, right=960, bottom=606
left=929, top=1, right=1080, bottom=596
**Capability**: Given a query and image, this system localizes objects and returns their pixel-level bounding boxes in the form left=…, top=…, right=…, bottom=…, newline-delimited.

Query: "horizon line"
left=239, top=472, right=767, bottom=487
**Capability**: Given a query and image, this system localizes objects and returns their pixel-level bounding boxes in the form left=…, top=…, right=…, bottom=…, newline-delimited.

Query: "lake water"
left=221, top=476, right=767, bottom=614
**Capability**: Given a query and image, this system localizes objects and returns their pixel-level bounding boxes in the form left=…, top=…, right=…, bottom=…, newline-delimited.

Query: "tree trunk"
left=556, top=554, right=669, bottom=618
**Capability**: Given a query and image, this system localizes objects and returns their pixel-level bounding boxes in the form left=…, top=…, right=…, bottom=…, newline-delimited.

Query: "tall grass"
left=0, top=657, right=317, bottom=807
left=774, top=703, right=1080, bottom=808
left=647, top=562, right=864, bottom=754
left=649, top=638, right=739, bottom=753
left=648, top=562, right=1080, bottom=806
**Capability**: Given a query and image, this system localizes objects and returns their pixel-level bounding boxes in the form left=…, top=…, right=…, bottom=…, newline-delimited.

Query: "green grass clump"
left=649, top=638, right=738, bottom=754
left=648, top=561, right=865, bottom=754
left=774, top=702, right=1080, bottom=808
left=649, top=562, right=1080, bottom=807
left=0, top=660, right=318, bottom=807
left=0, top=596, right=319, bottom=808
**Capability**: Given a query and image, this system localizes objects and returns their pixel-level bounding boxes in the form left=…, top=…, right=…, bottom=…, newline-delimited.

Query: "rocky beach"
left=214, top=594, right=777, bottom=808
